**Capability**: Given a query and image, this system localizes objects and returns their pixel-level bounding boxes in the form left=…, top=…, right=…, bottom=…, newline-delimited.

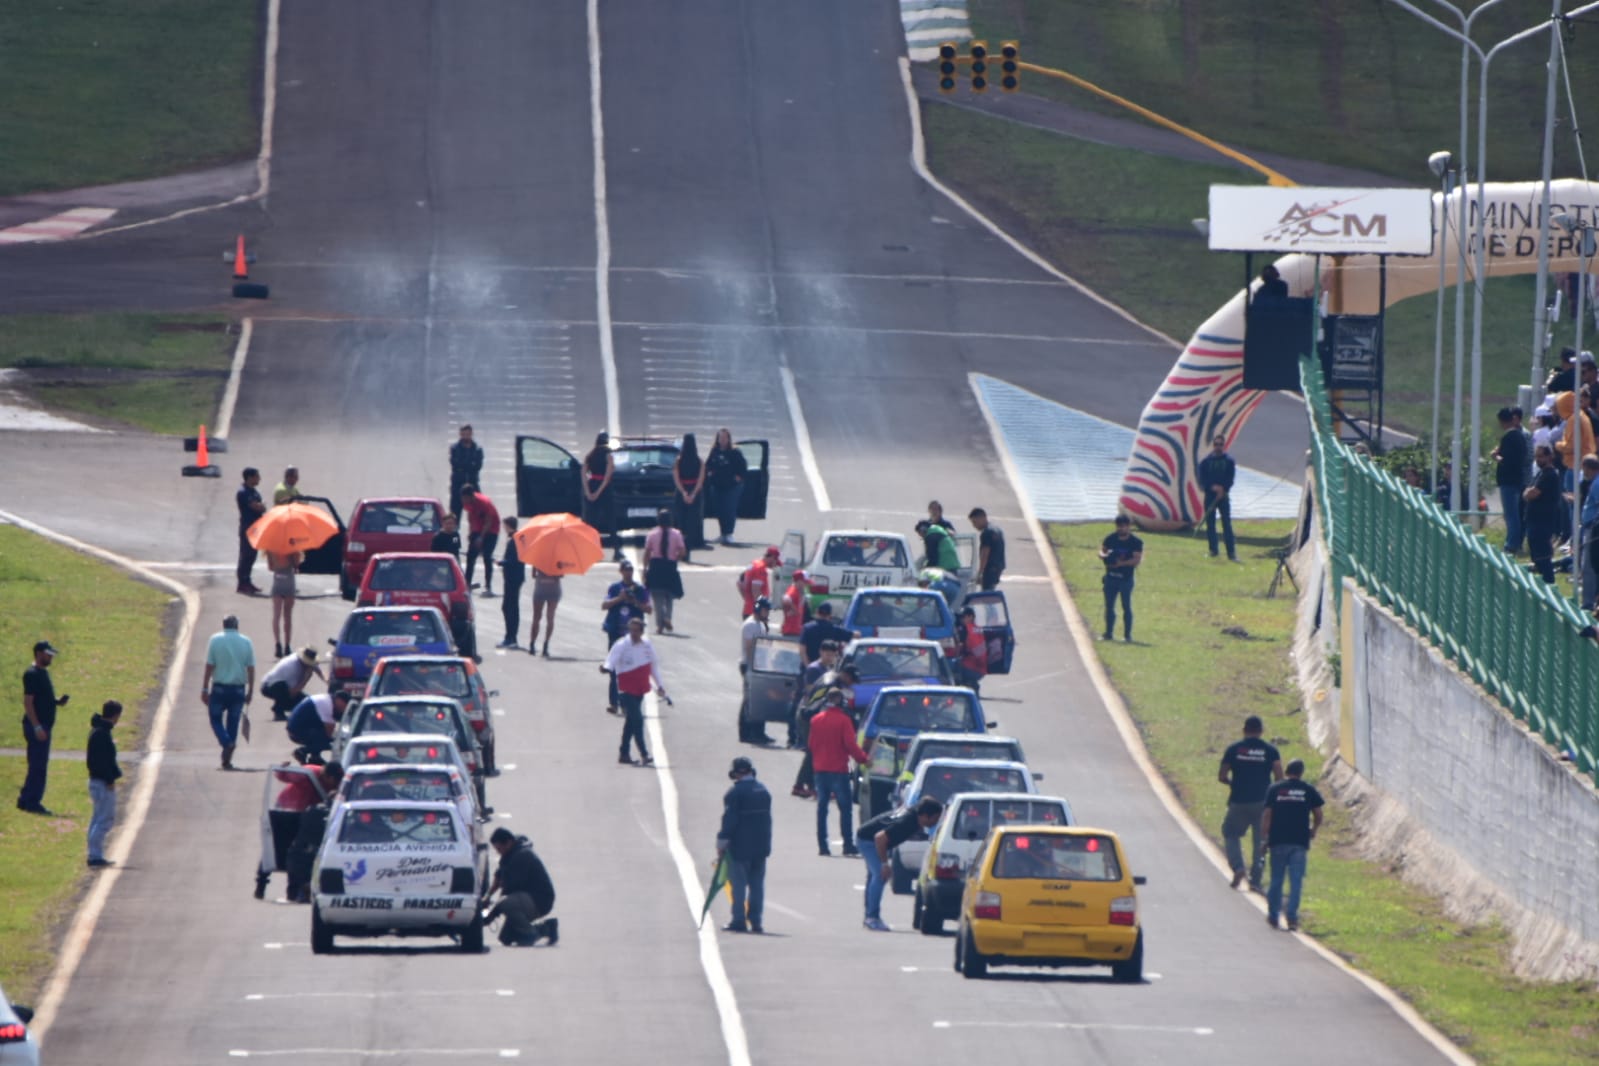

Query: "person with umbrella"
left=511, top=513, right=606, bottom=660
left=247, top=501, right=342, bottom=657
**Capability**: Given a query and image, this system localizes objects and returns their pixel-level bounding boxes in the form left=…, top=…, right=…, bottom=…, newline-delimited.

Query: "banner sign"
left=1209, top=186, right=1434, bottom=255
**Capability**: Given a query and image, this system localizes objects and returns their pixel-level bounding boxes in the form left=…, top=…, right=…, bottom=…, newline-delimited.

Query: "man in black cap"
left=800, top=601, right=854, bottom=663
left=19, top=640, right=69, bottom=815
left=717, top=756, right=772, bottom=933
left=486, top=827, right=558, bottom=947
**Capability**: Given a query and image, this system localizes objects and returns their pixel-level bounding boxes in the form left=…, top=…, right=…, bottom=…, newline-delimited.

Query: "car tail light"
left=1109, top=895, right=1137, bottom=926
left=320, top=868, right=345, bottom=895
left=0, top=1022, right=26, bottom=1042
left=450, top=866, right=476, bottom=893
left=810, top=575, right=830, bottom=593
left=348, top=540, right=366, bottom=554
left=373, top=711, right=385, bottom=721
left=333, top=656, right=354, bottom=676
left=934, top=854, right=963, bottom=881
left=471, top=719, right=487, bottom=733
left=427, top=747, right=439, bottom=759
left=974, top=891, right=1002, bottom=920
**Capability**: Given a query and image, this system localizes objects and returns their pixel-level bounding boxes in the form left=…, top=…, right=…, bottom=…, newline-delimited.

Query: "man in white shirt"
left=260, top=647, right=324, bottom=720
left=739, top=598, right=773, bottom=744
left=603, top=617, right=668, bottom=766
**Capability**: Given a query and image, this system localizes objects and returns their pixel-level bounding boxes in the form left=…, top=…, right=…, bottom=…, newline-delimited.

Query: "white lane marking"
left=88, top=0, right=282, bottom=239
left=966, top=374, right=1475, bottom=1066
left=5, top=511, right=201, bottom=1041
left=779, top=365, right=831, bottom=512
left=896, top=56, right=1179, bottom=351
left=642, top=689, right=752, bottom=1066
left=588, top=0, right=618, bottom=438
left=932, top=1021, right=1212, bottom=1036
left=215, top=317, right=253, bottom=439
left=227, top=1050, right=520, bottom=1059
left=245, top=990, right=515, bottom=1001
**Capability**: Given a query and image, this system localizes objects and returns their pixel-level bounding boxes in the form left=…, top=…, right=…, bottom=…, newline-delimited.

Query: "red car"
left=356, top=552, right=477, bottom=660
left=340, top=497, right=447, bottom=599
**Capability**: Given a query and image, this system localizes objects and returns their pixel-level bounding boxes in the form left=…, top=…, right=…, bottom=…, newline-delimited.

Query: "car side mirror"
left=1133, top=875, right=1147, bottom=886
left=985, top=721, right=998, bottom=730
left=489, top=690, right=500, bottom=698
left=1031, top=772, right=1044, bottom=782
left=328, top=637, right=338, bottom=646
left=13, top=1005, right=33, bottom=1023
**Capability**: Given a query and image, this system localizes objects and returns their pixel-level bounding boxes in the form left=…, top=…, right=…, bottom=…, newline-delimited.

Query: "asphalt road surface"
left=2, top=2, right=1447, bottom=1065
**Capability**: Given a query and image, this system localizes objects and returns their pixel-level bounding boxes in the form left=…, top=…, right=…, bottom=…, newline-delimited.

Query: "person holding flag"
left=715, top=756, right=772, bottom=934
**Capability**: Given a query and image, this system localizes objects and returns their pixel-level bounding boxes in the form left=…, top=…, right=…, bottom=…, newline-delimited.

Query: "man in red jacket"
left=807, top=689, right=870, bottom=857
left=460, top=484, right=502, bottom=597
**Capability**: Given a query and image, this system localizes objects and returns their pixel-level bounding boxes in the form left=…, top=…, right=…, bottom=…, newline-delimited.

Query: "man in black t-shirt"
left=1218, top=715, right=1283, bottom=891
left=236, top=467, right=266, bottom=594
left=1523, top=445, right=1563, bottom=583
left=1491, top=407, right=1530, bottom=555
left=1261, top=759, right=1325, bottom=931
left=1098, top=516, right=1144, bottom=642
left=968, top=508, right=1006, bottom=590
left=855, top=797, right=943, bottom=931
left=19, top=640, right=69, bottom=815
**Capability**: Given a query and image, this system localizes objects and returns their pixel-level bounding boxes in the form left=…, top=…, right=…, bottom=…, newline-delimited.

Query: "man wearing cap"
left=800, top=602, right=854, bottom=663
left=807, top=690, right=870, bottom=856
left=1218, top=714, right=1283, bottom=892
left=201, top=615, right=256, bottom=771
left=604, top=617, right=667, bottom=765
left=448, top=424, right=484, bottom=518
left=19, top=640, right=70, bottom=815
left=286, top=689, right=353, bottom=764
left=738, top=598, right=773, bottom=744
left=460, top=484, right=501, bottom=597
left=953, top=605, right=988, bottom=692
left=792, top=664, right=858, bottom=798
left=236, top=467, right=266, bottom=595
left=779, top=568, right=809, bottom=638
left=717, top=756, right=772, bottom=933
left=260, top=647, right=325, bottom=721
left=737, top=547, right=781, bottom=620
left=601, top=561, right=652, bottom=715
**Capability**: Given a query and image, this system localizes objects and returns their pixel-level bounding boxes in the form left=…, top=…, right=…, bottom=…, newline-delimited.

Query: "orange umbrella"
left=513, top=514, right=604, bottom=576
left=247, top=502, right=340, bottom=555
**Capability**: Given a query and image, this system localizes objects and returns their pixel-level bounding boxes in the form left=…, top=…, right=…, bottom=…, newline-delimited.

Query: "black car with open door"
left=515, top=435, right=769, bottom=532
left=282, top=495, right=347, bottom=577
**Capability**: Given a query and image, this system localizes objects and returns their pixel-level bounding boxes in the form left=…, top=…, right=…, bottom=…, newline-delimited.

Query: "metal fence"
left=1301, top=357, right=1597, bottom=777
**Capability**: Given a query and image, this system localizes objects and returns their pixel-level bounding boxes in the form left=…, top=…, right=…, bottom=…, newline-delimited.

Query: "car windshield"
left=369, top=558, right=456, bottom=592
left=338, top=807, right=458, bottom=845
left=911, top=739, right=1020, bottom=769
left=344, top=770, right=456, bottom=804
left=357, top=502, right=440, bottom=534
left=849, top=645, right=939, bottom=680
left=613, top=446, right=677, bottom=470
left=752, top=640, right=804, bottom=674
left=993, top=833, right=1121, bottom=881
left=952, top=799, right=1067, bottom=841
left=852, top=593, right=946, bottom=628
left=822, top=536, right=907, bottom=568
left=371, top=662, right=472, bottom=699
left=350, top=740, right=456, bottom=766
left=918, top=766, right=1027, bottom=804
left=356, top=703, right=469, bottom=748
left=341, top=611, right=445, bottom=647
left=874, top=692, right=977, bottom=731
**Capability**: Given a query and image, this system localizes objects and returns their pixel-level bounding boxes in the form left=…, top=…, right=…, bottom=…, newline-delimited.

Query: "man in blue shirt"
left=1217, top=715, right=1282, bottom=891
left=201, top=615, right=256, bottom=770
left=717, top=757, right=772, bottom=933
left=599, top=562, right=651, bottom=715
left=1262, top=760, right=1325, bottom=932
left=1198, top=435, right=1238, bottom=561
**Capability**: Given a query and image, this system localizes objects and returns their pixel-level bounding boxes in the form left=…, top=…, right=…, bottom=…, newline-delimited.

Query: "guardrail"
left=1301, top=356, right=1597, bottom=776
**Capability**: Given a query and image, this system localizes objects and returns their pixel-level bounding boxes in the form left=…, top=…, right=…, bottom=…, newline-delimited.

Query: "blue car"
left=854, top=685, right=993, bottom=817
left=330, top=606, right=453, bottom=695
left=962, top=589, right=1016, bottom=675
left=843, top=587, right=959, bottom=659
left=839, top=638, right=955, bottom=720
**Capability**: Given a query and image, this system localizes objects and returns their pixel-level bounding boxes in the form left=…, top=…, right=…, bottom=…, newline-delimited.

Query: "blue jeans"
left=1206, top=494, right=1236, bottom=558
left=1499, top=484, right=1525, bottom=553
left=727, top=855, right=766, bottom=930
left=861, top=848, right=888, bottom=921
left=814, top=771, right=854, bottom=851
left=17, top=718, right=50, bottom=809
left=1267, top=844, right=1308, bottom=924
left=207, top=684, right=246, bottom=748
left=1103, top=572, right=1135, bottom=638
left=88, top=779, right=117, bottom=862
left=709, top=481, right=743, bottom=539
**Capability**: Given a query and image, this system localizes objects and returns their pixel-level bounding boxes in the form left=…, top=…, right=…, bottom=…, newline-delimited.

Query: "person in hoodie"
left=486, top=827, right=558, bottom=947
left=86, top=700, right=123, bottom=868
left=716, top=756, right=773, bottom=933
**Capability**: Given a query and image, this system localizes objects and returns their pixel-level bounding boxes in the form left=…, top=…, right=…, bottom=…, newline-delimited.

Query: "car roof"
left=372, top=654, right=472, bottom=667
left=346, top=732, right=460, bottom=747
left=344, top=605, right=447, bottom=617
left=337, top=799, right=460, bottom=815
left=908, top=731, right=1017, bottom=746
left=613, top=436, right=678, bottom=448
left=912, top=757, right=1030, bottom=778
left=368, top=552, right=460, bottom=561
left=355, top=497, right=443, bottom=507
left=874, top=686, right=973, bottom=699
left=342, top=762, right=462, bottom=778
left=989, top=824, right=1117, bottom=841
left=853, top=586, right=942, bottom=597
left=357, top=694, right=466, bottom=710
left=943, top=790, right=1071, bottom=807
left=845, top=638, right=943, bottom=651
left=820, top=529, right=907, bottom=540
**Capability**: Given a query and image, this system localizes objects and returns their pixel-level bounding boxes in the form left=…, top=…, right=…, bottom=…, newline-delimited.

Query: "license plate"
left=627, top=506, right=658, bottom=518
left=839, top=571, right=890, bottom=590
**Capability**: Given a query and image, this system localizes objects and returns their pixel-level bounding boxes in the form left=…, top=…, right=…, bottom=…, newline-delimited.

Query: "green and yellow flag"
left=699, top=854, right=731, bottom=928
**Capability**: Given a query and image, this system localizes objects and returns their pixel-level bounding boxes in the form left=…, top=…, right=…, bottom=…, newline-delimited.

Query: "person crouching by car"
left=260, top=759, right=344, bottom=900
left=285, top=689, right=352, bottom=765
left=260, top=646, right=324, bottom=721
left=283, top=761, right=345, bottom=905
left=486, top=827, right=558, bottom=947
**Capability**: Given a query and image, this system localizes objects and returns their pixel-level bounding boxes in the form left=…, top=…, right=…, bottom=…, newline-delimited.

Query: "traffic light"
left=969, top=41, right=988, bottom=93
left=1000, top=41, right=1020, bottom=92
left=938, top=43, right=959, bottom=94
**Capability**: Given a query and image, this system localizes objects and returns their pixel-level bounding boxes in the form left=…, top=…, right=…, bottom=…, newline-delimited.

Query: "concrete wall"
left=1290, top=504, right=1599, bottom=982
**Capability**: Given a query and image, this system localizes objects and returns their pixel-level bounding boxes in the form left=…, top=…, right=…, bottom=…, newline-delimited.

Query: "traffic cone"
left=181, top=424, right=221, bottom=478
left=233, top=235, right=248, bottom=279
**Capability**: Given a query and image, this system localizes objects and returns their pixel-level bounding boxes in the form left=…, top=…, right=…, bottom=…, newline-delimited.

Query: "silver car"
left=0, top=983, right=39, bottom=1066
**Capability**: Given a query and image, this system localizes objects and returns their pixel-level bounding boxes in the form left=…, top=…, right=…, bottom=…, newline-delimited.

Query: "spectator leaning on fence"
left=1523, top=445, right=1563, bottom=584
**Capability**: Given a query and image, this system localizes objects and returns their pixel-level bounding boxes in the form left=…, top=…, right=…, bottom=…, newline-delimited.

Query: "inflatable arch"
left=1120, top=179, right=1599, bottom=531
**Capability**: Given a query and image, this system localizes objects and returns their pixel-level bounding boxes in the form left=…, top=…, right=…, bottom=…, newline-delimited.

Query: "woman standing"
left=528, top=568, right=562, bottom=658
left=704, top=428, right=748, bottom=546
left=673, top=433, right=706, bottom=555
left=582, top=431, right=622, bottom=561
left=643, top=509, right=686, bottom=634
left=266, top=549, right=303, bottom=657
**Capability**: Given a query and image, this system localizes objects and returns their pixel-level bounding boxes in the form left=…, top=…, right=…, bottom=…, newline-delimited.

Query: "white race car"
left=311, top=799, right=490, bottom=954
left=335, top=762, right=481, bottom=828
left=340, top=732, right=477, bottom=801
left=777, top=528, right=977, bottom=612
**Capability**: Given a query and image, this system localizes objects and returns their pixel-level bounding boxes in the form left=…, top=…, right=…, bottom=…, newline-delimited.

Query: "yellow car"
left=954, top=825, right=1146, bottom=981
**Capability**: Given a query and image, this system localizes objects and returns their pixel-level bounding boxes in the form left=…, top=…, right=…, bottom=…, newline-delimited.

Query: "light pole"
left=1428, top=151, right=1456, bottom=498
left=1554, top=212, right=1594, bottom=603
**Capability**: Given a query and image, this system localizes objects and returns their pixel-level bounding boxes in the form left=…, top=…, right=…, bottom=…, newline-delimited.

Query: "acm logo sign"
left=1208, top=186, right=1434, bottom=256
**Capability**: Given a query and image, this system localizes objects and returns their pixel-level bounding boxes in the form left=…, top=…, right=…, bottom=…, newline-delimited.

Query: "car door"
left=293, top=495, right=347, bottom=575
left=515, top=436, right=584, bottom=518
left=952, top=533, right=979, bottom=589
left=735, top=439, right=769, bottom=519
left=964, top=591, right=1016, bottom=674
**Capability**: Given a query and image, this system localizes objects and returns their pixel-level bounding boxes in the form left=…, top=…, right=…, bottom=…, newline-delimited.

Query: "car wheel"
left=920, top=896, right=943, bottom=936
left=890, top=855, right=914, bottom=896
left=339, top=578, right=356, bottom=602
left=310, top=907, right=334, bottom=955
left=461, top=911, right=485, bottom=953
left=1111, top=930, right=1144, bottom=983
left=911, top=888, right=924, bottom=931
left=960, top=929, right=988, bottom=979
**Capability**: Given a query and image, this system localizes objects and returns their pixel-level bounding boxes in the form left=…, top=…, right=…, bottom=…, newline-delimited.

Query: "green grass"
left=1052, top=520, right=1599, bottom=1065
left=926, top=104, right=1561, bottom=439
left=0, top=525, right=172, bottom=997
left=0, top=313, right=235, bottom=434
left=0, top=1, right=259, bottom=196
left=968, top=0, right=1599, bottom=182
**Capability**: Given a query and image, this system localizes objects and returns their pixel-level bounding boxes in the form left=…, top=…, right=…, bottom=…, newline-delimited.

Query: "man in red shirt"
left=738, top=547, right=782, bottom=618
left=806, top=689, right=870, bottom=856
left=780, top=570, right=808, bottom=637
left=954, top=605, right=988, bottom=693
left=460, top=485, right=502, bottom=598
left=603, top=617, right=668, bottom=765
